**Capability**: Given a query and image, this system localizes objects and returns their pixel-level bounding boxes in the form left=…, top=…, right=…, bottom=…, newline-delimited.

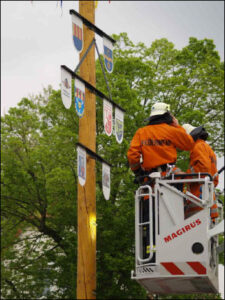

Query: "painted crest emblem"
left=115, top=107, right=124, bottom=144
left=61, top=67, right=72, bottom=109
left=77, top=147, right=86, bottom=186
left=115, top=119, right=123, bottom=141
left=74, top=79, right=85, bottom=118
left=72, top=14, right=83, bottom=53
left=103, top=99, right=112, bottom=136
left=63, top=78, right=70, bottom=89
left=103, top=37, right=113, bottom=73
left=102, top=163, right=110, bottom=200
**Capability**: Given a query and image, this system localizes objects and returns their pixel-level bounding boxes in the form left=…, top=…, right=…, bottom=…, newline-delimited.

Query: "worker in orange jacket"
left=182, top=124, right=219, bottom=222
left=127, top=103, right=194, bottom=261
left=127, top=103, right=195, bottom=177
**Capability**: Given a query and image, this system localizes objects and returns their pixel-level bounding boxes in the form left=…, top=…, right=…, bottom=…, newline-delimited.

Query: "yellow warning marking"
left=146, top=245, right=156, bottom=253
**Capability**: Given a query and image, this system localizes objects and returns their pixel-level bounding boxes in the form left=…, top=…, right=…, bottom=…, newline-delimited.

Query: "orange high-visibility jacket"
left=188, top=139, right=218, bottom=186
left=127, top=123, right=194, bottom=171
left=187, top=139, right=219, bottom=219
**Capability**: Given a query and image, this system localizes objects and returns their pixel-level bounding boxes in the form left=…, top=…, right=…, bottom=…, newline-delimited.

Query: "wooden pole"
left=77, top=1, right=96, bottom=299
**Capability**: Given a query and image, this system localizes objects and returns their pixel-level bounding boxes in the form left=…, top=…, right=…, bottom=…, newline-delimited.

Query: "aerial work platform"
left=131, top=172, right=224, bottom=294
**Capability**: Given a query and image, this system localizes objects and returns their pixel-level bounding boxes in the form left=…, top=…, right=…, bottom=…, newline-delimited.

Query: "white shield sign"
left=77, top=146, right=86, bottom=186
left=115, top=107, right=124, bottom=144
left=103, top=99, right=113, bottom=136
left=103, top=37, right=113, bottom=73
left=71, top=14, right=83, bottom=53
left=102, top=163, right=110, bottom=200
left=74, top=79, right=85, bottom=118
left=61, top=68, right=72, bottom=109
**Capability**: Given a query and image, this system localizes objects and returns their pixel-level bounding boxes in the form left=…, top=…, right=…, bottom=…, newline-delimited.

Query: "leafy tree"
left=1, top=33, right=224, bottom=299
left=95, top=33, right=224, bottom=299
left=1, top=89, right=78, bottom=299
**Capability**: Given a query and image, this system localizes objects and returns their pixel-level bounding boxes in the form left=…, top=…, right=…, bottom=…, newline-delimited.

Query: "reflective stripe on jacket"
left=127, top=124, right=194, bottom=171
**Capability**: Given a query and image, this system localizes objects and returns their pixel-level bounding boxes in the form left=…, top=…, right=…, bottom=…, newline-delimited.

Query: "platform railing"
left=135, top=185, right=155, bottom=264
left=134, top=172, right=219, bottom=266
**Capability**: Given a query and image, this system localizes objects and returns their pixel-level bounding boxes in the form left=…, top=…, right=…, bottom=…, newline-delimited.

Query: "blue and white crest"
left=74, top=79, right=85, bottom=118
left=75, top=89, right=85, bottom=117
left=115, top=108, right=124, bottom=144
left=103, top=37, right=113, bottom=73
left=102, top=163, right=110, bottom=200
left=72, top=14, right=83, bottom=53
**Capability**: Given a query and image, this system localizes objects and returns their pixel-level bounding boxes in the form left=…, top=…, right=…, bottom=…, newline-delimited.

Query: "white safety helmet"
left=150, top=102, right=170, bottom=117
left=182, top=124, right=196, bottom=135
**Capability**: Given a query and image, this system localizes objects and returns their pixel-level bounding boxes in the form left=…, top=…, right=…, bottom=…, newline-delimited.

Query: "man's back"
left=190, top=139, right=218, bottom=186
left=127, top=123, right=194, bottom=171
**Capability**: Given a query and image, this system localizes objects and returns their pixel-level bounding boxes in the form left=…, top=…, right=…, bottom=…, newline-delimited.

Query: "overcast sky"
left=1, top=1, right=224, bottom=191
left=1, top=1, right=224, bottom=294
left=2, top=1, right=224, bottom=112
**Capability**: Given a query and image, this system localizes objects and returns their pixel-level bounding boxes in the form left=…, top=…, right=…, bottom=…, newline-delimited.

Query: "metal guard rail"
left=135, top=172, right=213, bottom=184
left=136, top=185, right=155, bottom=264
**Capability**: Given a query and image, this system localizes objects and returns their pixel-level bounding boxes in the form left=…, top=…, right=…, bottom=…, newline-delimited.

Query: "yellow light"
left=89, top=214, right=97, bottom=240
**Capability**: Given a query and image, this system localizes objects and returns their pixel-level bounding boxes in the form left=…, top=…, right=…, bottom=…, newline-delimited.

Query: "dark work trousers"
left=139, top=193, right=156, bottom=262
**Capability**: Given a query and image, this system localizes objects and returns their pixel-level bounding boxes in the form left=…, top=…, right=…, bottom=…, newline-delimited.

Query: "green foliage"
left=1, top=33, right=224, bottom=299
left=95, top=33, right=224, bottom=299
left=1, top=87, right=78, bottom=299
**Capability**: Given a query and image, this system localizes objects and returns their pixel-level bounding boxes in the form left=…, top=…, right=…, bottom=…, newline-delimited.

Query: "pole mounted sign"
left=61, top=64, right=125, bottom=142
left=103, top=37, right=114, bottom=73
left=60, top=2, right=124, bottom=299
left=69, top=9, right=115, bottom=45
left=115, top=107, right=124, bottom=144
left=77, top=146, right=86, bottom=186
left=74, top=78, right=85, bottom=118
left=61, top=68, right=72, bottom=109
left=71, top=13, right=83, bottom=52
left=103, top=99, right=113, bottom=136
left=102, top=163, right=111, bottom=200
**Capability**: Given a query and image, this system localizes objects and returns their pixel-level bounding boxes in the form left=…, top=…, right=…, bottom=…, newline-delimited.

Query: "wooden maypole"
left=77, top=1, right=96, bottom=299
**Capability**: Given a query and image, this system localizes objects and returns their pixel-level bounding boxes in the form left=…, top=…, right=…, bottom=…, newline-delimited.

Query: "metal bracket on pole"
left=73, top=37, right=114, bottom=104
left=70, top=9, right=116, bottom=45
left=77, top=142, right=112, bottom=167
left=73, top=39, right=113, bottom=102
left=74, top=38, right=96, bottom=73
left=61, top=65, right=125, bottom=112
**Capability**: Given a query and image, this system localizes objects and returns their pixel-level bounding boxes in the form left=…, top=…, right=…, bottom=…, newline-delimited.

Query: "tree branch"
left=4, top=279, right=21, bottom=298
left=1, top=208, right=40, bottom=228
left=7, top=244, right=60, bottom=272
left=1, top=234, right=44, bottom=251
left=39, top=224, right=70, bottom=256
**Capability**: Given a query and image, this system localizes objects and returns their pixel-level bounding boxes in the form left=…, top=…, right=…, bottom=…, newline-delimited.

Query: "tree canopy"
left=1, top=33, right=224, bottom=299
